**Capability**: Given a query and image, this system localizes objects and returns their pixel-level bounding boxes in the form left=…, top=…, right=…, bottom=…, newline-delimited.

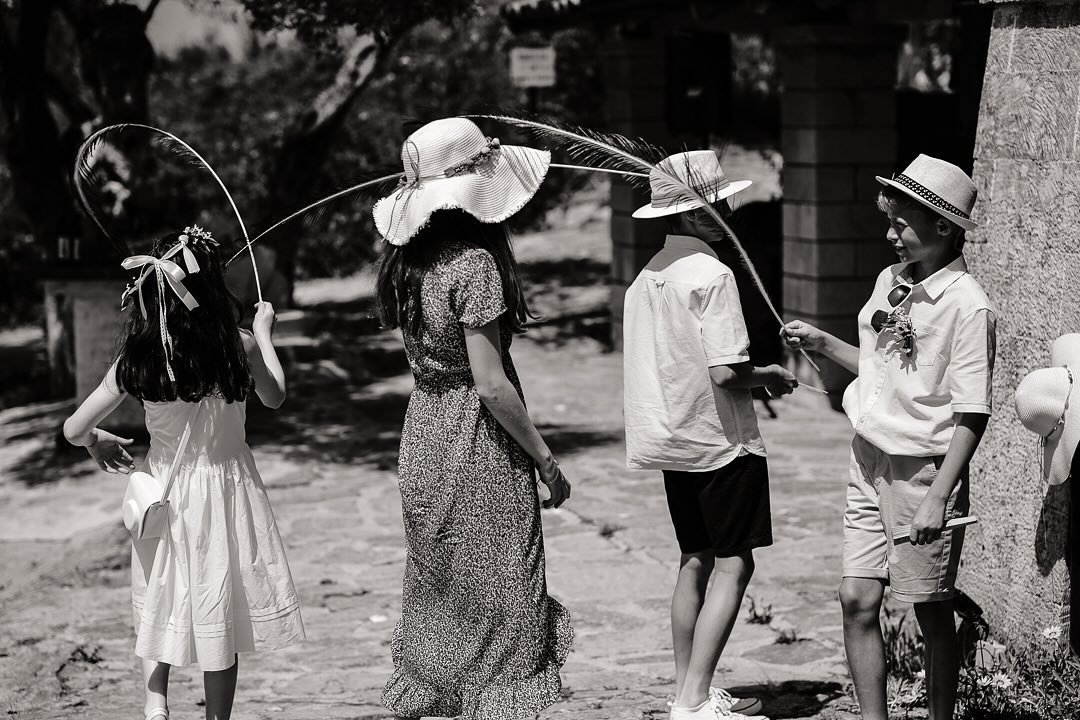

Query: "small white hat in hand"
left=1014, top=333, right=1080, bottom=485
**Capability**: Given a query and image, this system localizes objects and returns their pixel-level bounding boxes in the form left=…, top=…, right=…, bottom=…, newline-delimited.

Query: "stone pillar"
left=604, top=34, right=673, bottom=347
left=775, top=26, right=903, bottom=391
left=962, top=1, right=1080, bottom=652
left=44, top=279, right=143, bottom=429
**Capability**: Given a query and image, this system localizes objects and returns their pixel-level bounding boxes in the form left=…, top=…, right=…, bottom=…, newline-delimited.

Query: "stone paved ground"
left=0, top=178, right=873, bottom=720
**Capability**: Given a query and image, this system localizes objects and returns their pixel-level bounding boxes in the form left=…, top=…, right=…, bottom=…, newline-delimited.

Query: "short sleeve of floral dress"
left=383, top=241, right=573, bottom=720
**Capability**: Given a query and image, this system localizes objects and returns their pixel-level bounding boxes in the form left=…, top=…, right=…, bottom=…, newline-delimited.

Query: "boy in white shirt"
left=624, top=150, right=798, bottom=720
left=784, top=155, right=996, bottom=720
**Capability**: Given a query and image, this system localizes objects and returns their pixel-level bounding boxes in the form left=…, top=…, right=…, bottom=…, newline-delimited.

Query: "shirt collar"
left=664, top=234, right=718, bottom=259
left=894, top=255, right=968, bottom=300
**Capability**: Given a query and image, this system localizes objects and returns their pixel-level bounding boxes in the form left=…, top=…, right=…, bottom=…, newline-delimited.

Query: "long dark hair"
left=116, top=231, right=251, bottom=403
left=376, top=209, right=536, bottom=336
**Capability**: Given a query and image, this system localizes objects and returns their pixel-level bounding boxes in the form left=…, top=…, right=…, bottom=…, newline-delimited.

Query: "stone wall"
left=962, top=1, right=1077, bottom=649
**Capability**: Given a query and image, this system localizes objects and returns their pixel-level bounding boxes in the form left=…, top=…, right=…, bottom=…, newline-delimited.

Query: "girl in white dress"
left=63, top=226, right=305, bottom=720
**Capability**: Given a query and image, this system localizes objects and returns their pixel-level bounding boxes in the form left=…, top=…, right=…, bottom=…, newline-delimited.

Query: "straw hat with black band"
left=876, top=154, right=979, bottom=231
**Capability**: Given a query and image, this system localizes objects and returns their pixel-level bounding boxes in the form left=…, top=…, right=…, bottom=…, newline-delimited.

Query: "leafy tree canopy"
left=226, top=0, right=482, bottom=42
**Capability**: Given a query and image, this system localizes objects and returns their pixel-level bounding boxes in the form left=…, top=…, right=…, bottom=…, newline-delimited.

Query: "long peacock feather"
left=73, top=123, right=262, bottom=301
left=223, top=171, right=405, bottom=268
left=468, top=113, right=820, bottom=374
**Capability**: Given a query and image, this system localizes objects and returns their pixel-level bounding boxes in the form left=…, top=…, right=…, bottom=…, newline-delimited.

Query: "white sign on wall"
left=510, top=46, right=557, bottom=88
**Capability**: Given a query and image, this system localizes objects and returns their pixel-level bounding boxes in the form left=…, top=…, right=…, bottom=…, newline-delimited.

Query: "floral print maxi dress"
left=382, top=241, right=573, bottom=720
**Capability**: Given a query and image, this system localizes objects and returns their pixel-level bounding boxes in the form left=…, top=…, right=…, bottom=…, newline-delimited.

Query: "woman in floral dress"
left=371, top=118, right=573, bottom=720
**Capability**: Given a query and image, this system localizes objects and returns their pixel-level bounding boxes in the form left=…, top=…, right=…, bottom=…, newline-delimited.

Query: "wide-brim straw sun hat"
left=632, top=150, right=752, bottom=219
left=373, top=118, right=550, bottom=246
left=1014, top=333, right=1080, bottom=486
left=876, top=153, right=979, bottom=231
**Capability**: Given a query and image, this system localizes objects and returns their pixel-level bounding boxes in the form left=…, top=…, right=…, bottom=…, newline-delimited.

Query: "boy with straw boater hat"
left=784, top=154, right=997, bottom=720
left=623, top=150, right=798, bottom=720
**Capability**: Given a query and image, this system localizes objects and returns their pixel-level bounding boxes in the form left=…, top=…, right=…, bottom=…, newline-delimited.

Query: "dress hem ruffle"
left=132, top=596, right=305, bottom=672
left=381, top=601, right=574, bottom=720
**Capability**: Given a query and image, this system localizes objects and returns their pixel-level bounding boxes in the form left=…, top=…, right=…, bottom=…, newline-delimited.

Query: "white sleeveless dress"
left=130, top=397, right=305, bottom=671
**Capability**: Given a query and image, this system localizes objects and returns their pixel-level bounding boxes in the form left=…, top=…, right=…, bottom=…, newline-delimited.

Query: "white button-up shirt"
left=843, top=256, right=997, bottom=457
left=623, top=235, right=765, bottom=471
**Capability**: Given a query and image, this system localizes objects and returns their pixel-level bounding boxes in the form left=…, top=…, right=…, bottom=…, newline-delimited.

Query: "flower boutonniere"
left=880, top=307, right=916, bottom=356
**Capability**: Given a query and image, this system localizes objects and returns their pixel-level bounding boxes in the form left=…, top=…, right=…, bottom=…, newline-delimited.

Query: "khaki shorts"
left=842, top=435, right=969, bottom=604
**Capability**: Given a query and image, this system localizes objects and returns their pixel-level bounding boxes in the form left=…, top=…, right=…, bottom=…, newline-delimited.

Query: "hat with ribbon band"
left=632, top=150, right=752, bottom=219
left=876, top=154, right=979, bottom=231
left=373, top=118, right=551, bottom=246
left=1014, top=333, right=1080, bottom=486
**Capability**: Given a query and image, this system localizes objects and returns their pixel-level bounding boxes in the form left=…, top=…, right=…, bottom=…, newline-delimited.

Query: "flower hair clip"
left=444, top=137, right=501, bottom=178
left=181, top=224, right=218, bottom=247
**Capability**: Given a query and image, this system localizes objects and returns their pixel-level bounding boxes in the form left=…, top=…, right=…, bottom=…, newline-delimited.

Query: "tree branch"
left=0, top=15, right=12, bottom=128
left=308, top=33, right=381, bottom=130
left=43, top=71, right=96, bottom=125
left=144, top=0, right=162, bottom=25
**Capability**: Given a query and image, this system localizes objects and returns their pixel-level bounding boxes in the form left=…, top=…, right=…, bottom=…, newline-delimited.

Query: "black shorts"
left=663, top=453, right=773, bottom=557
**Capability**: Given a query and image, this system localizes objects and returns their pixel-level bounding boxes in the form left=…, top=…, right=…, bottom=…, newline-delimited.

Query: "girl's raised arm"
left=62, top=361, right=136, bottom=474
left=243, top=301, right=286, bottom=409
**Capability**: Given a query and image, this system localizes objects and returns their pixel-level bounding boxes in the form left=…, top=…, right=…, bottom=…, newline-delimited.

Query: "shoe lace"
left=709, top=687, right=735, bottom=706
left=708, top=694, right=737, bottom=717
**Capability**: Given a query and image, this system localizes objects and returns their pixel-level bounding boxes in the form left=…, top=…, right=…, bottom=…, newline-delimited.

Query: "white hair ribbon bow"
left=120, top=243, right=200, bottom=383
left=174, top=233, right=201, bottom=274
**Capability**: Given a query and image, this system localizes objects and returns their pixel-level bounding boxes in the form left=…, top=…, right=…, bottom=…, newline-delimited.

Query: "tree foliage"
left=0, top=0, right=606, bottom=323
left=237, top=0, right=481, bottom=40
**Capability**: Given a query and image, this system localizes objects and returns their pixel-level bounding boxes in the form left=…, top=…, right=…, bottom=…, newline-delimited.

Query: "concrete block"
left=973, top=159, right=1080, bottom=256
left=783, top=237, right=858, bottom=277
left=855, top=237, right=897, bottom=276
left=867, top=0, right=953, bottom=23
left=781, top=91, right=854, bottom=128
left=976, top=71, right=1080, bottom=162
left=610, top=284, right=627, bottom=317
left=851, top=89, right=896, bottom=127
left=1010, top=4, right=1080, bottom=73
left=610, top=183, right=651, bottom=215
left=612, top=233, right=665, bottom=283
left=782, top=128, right=896, bottom=165
left=779, top=48, right=899, bottom=91
left=782, top=275, right=870, bottom=317
left=783, top=89, right=894, bottom=129
left=774, top=25, right=906, bottom=51
left=984, top=6, right=1021, bottom=77
left=605, top=85, right=669, bottom=125
left=965, top=84, right=1080, bottom=646
left=855, top=165, right=894, bottom=202
left=602, top=40, right=667, bottom=90
left=782, top=166, right=855, bottom=203
left=783, top=202, right=886, bottom=242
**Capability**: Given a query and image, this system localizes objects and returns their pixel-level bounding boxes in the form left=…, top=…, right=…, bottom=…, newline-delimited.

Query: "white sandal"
left=145, top=709, right=168, bottom=720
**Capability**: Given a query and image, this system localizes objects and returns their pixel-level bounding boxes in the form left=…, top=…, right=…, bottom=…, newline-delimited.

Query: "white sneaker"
left=709, top=687, right=763, bottom=716
left=669, top=690, right=769, bottom=720
left=667, top=688, right=764, bottom=716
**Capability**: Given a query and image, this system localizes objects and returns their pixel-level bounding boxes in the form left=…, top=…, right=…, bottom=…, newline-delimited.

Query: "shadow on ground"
left=733, top=680, right=852, bottom=720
